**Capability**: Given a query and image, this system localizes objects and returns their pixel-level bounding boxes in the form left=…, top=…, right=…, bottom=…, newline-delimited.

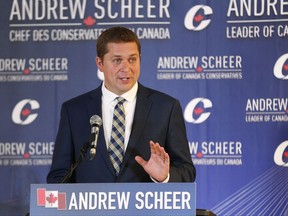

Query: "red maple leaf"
left=23, top=152, right=30, bottom=159
left=24, top=68, right=30, bottom=75
left=284, top=151, right=288, bottom=158
left=21, top=108, right=31, bottom=116
left=83, top=16, right=96, bottom=27
left=196, top=152, right=203, bottom=158
left=46, top=193, right=58, bottom=204
left=194, top=107, right=203, bottom=115
left=283, top=64, right=288, bottom=71
left=194, top=14, right=204, bottom=22
left=196, top=66, right=203, bottom=73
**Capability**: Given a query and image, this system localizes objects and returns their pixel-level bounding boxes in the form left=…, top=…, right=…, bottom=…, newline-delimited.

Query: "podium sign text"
left=30, top=182, right=196, bottom=216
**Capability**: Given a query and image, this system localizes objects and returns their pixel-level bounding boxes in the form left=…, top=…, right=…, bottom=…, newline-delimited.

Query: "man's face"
left=96, top=42, right=140, bottom=95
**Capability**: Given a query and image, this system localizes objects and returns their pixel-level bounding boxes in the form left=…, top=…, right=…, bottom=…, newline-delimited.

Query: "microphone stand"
left=60, top=141, right=90, bottom=183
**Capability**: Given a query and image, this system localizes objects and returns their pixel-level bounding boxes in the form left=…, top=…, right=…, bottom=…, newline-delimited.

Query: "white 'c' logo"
left=274, top=141, right=288, bottom=167
left=184, top=5, right=213, bottom=31
left=12, top=99, right=40, bottom=125
left=184, top=98, right=212, bottom=124
left=273, top=54, right=288, bottom=80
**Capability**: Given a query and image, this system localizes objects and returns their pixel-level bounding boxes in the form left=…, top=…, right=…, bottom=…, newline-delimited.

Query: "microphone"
left=89, top=115, right=103, bottom=160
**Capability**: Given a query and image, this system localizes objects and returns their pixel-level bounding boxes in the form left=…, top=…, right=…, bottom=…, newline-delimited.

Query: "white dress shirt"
left=101, top=82, right=138, bottom=151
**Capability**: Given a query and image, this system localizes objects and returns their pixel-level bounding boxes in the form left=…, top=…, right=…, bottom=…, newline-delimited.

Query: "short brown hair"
left=96, top=26, right=141, bottom=58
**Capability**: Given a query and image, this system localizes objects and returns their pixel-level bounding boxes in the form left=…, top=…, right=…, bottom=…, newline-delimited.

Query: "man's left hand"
left=135, top=140, right=170, bottom=182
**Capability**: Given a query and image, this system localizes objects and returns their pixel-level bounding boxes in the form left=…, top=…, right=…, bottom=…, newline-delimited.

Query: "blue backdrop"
left=1, top=1, right=287, bottom=215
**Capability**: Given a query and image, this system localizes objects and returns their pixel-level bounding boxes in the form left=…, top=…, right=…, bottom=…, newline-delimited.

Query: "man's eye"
left=129, top=58, right=137, bottom=63
left=113, top=58, right=122, bottom=64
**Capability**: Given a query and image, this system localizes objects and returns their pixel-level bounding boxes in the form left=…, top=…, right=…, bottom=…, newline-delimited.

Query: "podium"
left=30, top=182, right=196, bottom=216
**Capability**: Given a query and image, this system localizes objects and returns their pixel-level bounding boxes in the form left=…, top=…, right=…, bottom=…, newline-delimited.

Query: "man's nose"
left=121, top=61, right=129, bottom=71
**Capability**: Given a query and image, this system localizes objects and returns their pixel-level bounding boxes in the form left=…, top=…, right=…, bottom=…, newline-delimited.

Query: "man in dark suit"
left=47, top=26, right=196, bottom=183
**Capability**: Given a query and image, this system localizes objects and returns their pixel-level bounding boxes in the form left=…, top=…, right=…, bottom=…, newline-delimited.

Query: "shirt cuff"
left=150, top=173, right=170, bottom=183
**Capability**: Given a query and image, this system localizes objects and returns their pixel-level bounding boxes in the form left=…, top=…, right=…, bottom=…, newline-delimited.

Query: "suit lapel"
left=121, top=84, right=152, bottom=170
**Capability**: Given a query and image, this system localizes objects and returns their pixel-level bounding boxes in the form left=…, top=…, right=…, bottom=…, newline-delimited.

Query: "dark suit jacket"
left=47, top=83, right=196, bottom=183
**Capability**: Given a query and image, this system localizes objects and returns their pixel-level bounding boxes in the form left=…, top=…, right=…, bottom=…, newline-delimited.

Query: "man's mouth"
left=120, top=77, right=129, bottom=81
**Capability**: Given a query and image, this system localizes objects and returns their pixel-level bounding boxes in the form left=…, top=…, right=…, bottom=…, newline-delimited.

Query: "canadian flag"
left=45, top=190, right=58, bottom=208
left=37, top=188, right=66, bottom=210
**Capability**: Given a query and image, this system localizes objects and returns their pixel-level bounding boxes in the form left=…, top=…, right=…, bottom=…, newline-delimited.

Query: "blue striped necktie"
left=108, top=97, right=126, bottom=175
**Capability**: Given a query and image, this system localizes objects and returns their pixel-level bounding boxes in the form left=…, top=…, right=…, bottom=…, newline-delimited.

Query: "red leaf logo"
left=196, top=152, right=203, bottom=158
left=194, top=107, right=203, bottom=115
left=284, top=151, right=288, bottom=158
left=24, top=68, right=30, bottom=74
left=283, top=64, right=288, bottom=71
left=194, top=14, right=204, bottom=22
left=83, top=16, right=96, bottom=27
left=23, top=152, right=30, bottom=159
left=21, top=108, right=31, bottom=116
left=196, top=66, right=203, bottom=73
left=46, top=193, right=58, bottom=204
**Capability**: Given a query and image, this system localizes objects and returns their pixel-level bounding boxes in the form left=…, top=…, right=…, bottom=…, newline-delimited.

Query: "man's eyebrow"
left=112, top=53, right=138, bottom=57
left=127, top=54, right=139, bottom=58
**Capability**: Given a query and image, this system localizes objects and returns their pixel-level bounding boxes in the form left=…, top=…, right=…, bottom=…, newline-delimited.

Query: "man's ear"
left=96, top=57, right=103, bottom=67
left=96, top=57, right=105, bottom=77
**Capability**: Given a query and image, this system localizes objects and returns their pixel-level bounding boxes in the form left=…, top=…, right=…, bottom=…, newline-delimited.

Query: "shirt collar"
left=102, top=82, right=138, bottom=103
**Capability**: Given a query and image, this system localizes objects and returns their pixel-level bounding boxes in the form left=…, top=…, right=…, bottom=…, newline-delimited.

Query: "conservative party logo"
left=184, top=5, right=212, bottom=31
left=37, top=188, right=67, bottom=210
left=274, top=141, right=288, bottom=167
left=184, top=98, right=212, bottom=124
left=12, top=99, right=40, bottom=125
left=274, top=54, right=288, bottom=80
